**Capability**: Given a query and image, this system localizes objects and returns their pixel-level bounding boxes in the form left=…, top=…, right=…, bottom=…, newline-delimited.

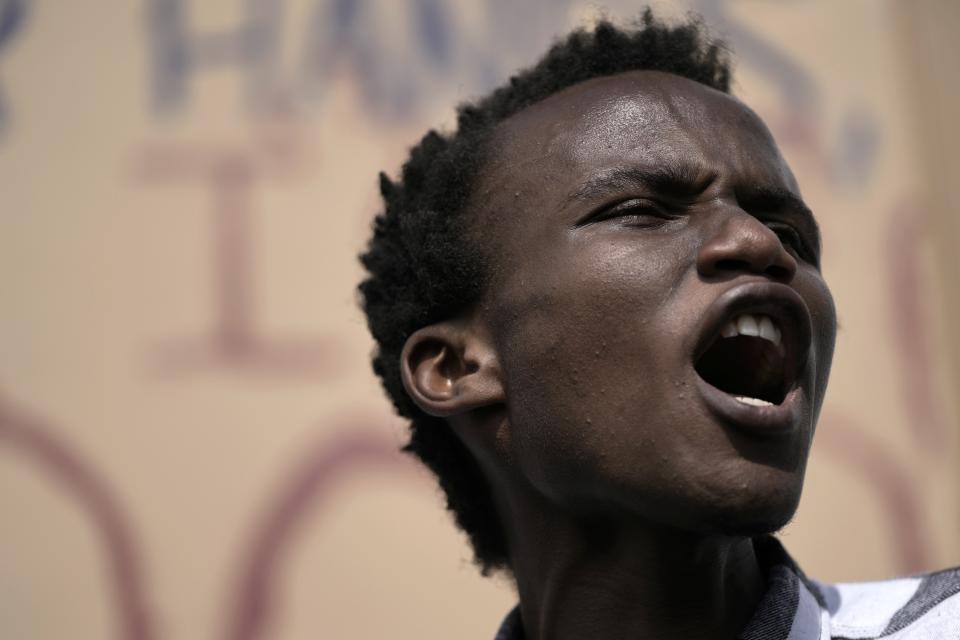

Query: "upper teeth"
left=720, top=314, right=782, bottom=349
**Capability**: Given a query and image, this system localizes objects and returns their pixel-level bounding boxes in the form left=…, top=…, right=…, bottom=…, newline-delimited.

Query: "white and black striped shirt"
left=493, top=537, right=960, bottom=639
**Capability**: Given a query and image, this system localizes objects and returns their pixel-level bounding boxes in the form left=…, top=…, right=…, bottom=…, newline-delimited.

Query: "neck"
left=500, top=486, right=766, bottom=640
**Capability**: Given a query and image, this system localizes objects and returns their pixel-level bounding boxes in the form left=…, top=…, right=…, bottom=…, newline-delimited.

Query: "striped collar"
left=493, top=536, right=960, bottom=639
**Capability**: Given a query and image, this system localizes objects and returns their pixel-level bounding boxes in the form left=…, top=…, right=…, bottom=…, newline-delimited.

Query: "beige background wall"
left=1, top=1, right=958, bottom=638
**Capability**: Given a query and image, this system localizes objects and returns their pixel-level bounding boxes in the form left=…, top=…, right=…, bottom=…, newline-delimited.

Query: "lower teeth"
left=734, top=396, right=774, bottom=407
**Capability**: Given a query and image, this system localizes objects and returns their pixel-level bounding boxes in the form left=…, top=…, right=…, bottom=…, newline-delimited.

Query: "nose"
left=696, top=209, right=797, bottom=281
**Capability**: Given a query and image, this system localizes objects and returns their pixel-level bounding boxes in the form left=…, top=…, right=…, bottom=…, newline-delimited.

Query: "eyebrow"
left=566, top=164, right=717, bottom=205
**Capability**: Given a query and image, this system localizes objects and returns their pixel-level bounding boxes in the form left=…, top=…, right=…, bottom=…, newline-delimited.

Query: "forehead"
left=476, top=70, right=799, bottom=210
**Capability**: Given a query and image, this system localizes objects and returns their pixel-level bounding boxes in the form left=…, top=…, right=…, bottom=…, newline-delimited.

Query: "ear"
left=400, top=322, right=504, bottom=418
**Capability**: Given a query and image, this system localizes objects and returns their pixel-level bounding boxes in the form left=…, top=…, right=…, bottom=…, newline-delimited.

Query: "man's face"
left=470, top=71, right=837, bottom=534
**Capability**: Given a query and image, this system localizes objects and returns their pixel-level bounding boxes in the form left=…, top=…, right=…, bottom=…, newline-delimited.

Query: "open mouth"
left=690, top=282, right=813, bottom=433
left=695, top=313, right=789, bottom=407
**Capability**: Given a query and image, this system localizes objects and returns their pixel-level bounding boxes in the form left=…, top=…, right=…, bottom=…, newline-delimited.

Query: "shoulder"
left=809, top=566, right=960, bottom=639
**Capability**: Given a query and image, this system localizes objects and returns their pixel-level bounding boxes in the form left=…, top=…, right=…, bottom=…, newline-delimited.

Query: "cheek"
left=495, top=241, right=672, bottom=392
left=817, top=283, right=837, bottom=366
left=799, top=270, right=837, bottom=407
left=488, top=245, right=683, bottom=503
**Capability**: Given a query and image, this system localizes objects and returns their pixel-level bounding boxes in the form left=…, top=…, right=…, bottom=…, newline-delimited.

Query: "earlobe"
left=400, top=324, right=504, bottom=418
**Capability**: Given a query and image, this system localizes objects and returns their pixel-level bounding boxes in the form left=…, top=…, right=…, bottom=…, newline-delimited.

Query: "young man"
left=359, top=12, right=960, bottom=640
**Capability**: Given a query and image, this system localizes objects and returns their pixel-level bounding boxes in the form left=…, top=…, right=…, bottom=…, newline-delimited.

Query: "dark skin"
left=401, top=71, right=837, bottom=639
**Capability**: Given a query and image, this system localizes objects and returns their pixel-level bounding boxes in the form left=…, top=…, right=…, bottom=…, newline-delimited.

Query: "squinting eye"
left=590, top=199, right=676, bottom=227
left=767, top=223, right=812, bottom=261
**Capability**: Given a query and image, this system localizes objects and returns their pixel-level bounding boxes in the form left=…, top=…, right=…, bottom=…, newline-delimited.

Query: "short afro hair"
left=359, top=9, right=731, bottom=574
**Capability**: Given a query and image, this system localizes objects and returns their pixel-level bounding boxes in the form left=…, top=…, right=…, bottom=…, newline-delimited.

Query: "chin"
left=658, top=460, right=805, bottom=539
left=704, top=484, right=802, bottom=538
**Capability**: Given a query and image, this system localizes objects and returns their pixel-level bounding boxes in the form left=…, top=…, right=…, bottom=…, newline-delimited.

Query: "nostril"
left=708, top=258, right=793, bottom=281
left=766, top=264, right=793, bottom=281
left=715, top=259, right=750, bottom=272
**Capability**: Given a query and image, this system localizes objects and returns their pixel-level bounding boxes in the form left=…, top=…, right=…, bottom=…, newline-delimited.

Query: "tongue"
left=695, top=335, right=785, bottom=404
